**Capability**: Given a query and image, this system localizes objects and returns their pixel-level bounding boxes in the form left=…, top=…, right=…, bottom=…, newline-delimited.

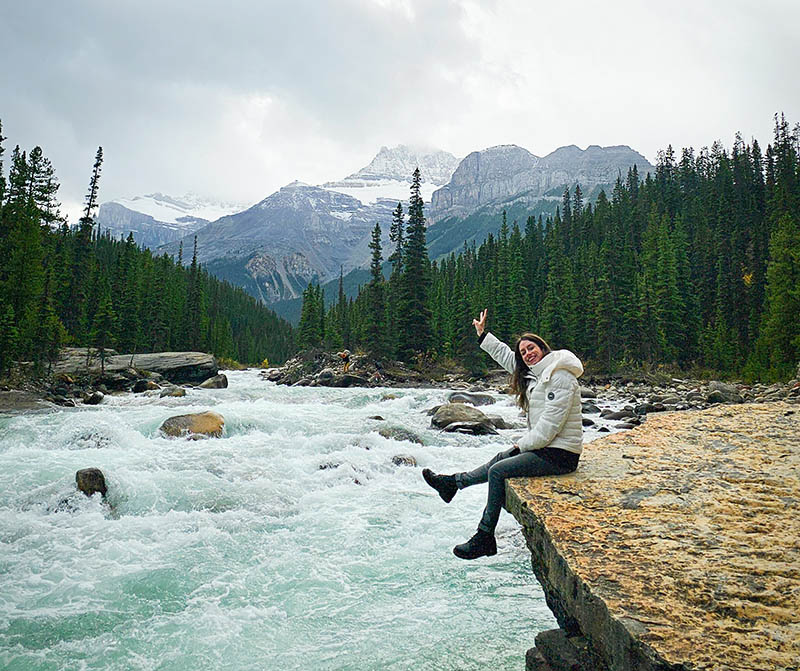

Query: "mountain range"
left=96, top=193, right=249, bottom=249
left=94, top=143, right=653, bottom=315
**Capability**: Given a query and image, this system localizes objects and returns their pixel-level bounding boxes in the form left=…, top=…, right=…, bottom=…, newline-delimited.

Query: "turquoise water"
left=0, top=371, right=562, bottom=670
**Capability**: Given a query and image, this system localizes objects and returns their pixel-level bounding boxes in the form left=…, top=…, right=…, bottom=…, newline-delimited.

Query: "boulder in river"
left=445, top=391, right=496, bottom=406
left=159, top=386, right=186, bottom=398
left=391, top=455, right=417, bottom=467
left=430, top=402, right=490, bottom=429
left=328, top=374, right=369, bottom=388
left=443, top=421, right=499, bottom=435
left=83, top=391, right=104, bottom=405
left=132, top=379, right=160, bottom=393
left=76, top=468, right=107, bottom=498
left=601, top=409, right=637, bottom=421
left=378, top=426, right=424, bottom=444
left=199, top=373, right=228, bottom=389
left=159, top=411, right=225, bottom=438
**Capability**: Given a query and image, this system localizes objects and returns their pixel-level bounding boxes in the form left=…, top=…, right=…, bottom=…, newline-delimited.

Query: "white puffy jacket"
left=480, top=332, right=584, bottom=455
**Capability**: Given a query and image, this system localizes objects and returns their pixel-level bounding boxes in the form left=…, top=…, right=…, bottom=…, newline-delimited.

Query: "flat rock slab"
left=0, top=390, right=48, bottom=413
left=505, top=403, right=799, bottom=671
left=54, top=349, right=217, bottom=384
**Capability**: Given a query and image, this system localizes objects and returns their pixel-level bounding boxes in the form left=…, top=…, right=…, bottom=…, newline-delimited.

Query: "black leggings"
left=454, top=446, right=579, bottom=533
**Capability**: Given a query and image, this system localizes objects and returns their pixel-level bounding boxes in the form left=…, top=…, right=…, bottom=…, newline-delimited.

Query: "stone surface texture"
left=159, top=411, right=225, bottom=438
left=54, top=349, right=217, bottom=384
left=430, top=402, right=490, bottom=428
left=506, top=402, right=799, bottom=671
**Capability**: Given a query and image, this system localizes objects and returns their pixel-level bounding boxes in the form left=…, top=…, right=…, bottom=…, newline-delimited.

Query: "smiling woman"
left=423, top=308, right=585, bottom=560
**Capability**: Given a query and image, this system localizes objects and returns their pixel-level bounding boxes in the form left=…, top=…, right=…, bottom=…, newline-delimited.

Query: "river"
left=0, top=369, right=619, bottom=671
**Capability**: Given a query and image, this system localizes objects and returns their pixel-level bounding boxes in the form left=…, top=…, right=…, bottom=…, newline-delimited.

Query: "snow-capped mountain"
left=320, top=145, right=460, bottom=205
left=95, top=193, right=250, bottom=249
left=114, top=192, right=248, bottom=224
left=155, top=146, right=456, bottom=303
left=132, top=141, right=653, bottom=312
left=159, top=181, right=399, bottom=303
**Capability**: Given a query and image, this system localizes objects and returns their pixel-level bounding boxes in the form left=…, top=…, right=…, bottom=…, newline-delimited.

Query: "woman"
left=423, top=308, right=584, bottom=560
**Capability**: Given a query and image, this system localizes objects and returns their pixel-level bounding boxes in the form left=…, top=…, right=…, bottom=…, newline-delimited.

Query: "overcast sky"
left=2, top=0, right=798, bottom=222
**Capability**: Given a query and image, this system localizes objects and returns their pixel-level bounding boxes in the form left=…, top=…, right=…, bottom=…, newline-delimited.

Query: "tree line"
left=298, top=115, right=799, bottom=381
left=0, top=120, right=295, bottom=375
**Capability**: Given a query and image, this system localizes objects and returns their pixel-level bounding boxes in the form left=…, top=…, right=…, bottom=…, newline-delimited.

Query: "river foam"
left=1, top=370, right=619, bottom=670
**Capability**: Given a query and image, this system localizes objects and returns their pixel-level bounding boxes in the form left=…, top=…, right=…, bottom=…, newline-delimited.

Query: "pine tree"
left=396, top=168, right=431, bottom=360
left=337, top=267, right=350, bottom=349
left=116, top=232, right=140, bottom=353
left=185, top=236, right=207, bottom=350
left=750, top=212, right=800, bottom=380
left=0, top=119, right=6, bottom=210
left=0, top=302, right=18, bottom=375
left=4, top=148, right=44, bottom=331
left=30, top=274, right=66, bottom=374
left=80, top=147, right=103, bottom=232
left=298, top=282, right=323, bottom=349
left=25, top=146, right=61, bottom=227
left=386, top=202, right=405, bottom=355
left=90, top=276, right=116, bottom=373
left=493, top=212, right=511, bottom=341
left=388, top=202, right=405, bottom=272
left=365, top=222, right=386, bottom=355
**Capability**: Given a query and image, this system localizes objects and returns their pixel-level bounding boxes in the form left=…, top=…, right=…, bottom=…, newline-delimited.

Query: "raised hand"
left=472, top=308, right=488, bottom=336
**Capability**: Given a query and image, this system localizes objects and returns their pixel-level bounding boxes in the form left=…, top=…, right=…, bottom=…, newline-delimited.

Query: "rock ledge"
left=506, top=402, right=799, bottom=671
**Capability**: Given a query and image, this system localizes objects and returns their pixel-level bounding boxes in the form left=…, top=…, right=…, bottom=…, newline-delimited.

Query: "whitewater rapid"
left=0, top=370, right=616, bottom=670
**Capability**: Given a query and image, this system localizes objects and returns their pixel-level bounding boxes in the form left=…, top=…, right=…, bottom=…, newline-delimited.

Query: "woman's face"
left=519, top=339, right=544, bottom=367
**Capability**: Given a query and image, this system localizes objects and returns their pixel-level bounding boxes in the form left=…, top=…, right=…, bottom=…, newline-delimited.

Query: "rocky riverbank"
left=264, top=349, right=800, bottom=413
left=0, top=348, right=222, bottom=413
left=508, top=401, right=799, bottom=671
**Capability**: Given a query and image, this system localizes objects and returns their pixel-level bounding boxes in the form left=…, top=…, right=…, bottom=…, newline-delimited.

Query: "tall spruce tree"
left=396, top=168, right=431, bottom=360
left=90, top=276, right=117, bottom=373
left=365, top=222, right=386, bottom=355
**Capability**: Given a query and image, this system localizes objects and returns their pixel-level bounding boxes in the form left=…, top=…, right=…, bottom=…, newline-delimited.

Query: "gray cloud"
left=1, top=0, right=798, bottom=222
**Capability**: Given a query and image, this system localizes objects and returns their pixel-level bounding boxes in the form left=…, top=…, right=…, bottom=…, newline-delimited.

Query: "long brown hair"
left=509, top=333, right=551, bottom=412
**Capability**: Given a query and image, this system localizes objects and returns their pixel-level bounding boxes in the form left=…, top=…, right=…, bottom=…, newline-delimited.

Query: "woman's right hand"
left=472, top=308, right=488, bottom=336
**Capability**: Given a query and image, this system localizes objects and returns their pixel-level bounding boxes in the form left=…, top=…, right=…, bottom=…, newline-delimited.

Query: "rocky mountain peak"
left=345, top=144, right=460, bottom=185
left=448, top=145, right=540, bottom=187
left=430, top=143, right=654, bottom=219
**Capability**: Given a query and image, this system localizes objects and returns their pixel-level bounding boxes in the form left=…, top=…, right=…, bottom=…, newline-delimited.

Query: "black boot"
left=453, top=529, right=497, bottom=560
left=422, top=468, right=458, bottom=503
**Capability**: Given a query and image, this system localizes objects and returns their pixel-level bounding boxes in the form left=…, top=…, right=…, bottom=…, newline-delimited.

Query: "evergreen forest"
left=0, top=121, right=295, bottom=376
left=298, top=115, right=800, bottom=382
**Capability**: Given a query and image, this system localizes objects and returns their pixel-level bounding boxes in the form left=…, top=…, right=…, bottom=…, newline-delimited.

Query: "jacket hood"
left=527, top=349, right=583, bottom=382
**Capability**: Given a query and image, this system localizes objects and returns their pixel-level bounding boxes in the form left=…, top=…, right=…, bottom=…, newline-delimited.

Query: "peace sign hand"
left=472, top=308, right=488, bottom=336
